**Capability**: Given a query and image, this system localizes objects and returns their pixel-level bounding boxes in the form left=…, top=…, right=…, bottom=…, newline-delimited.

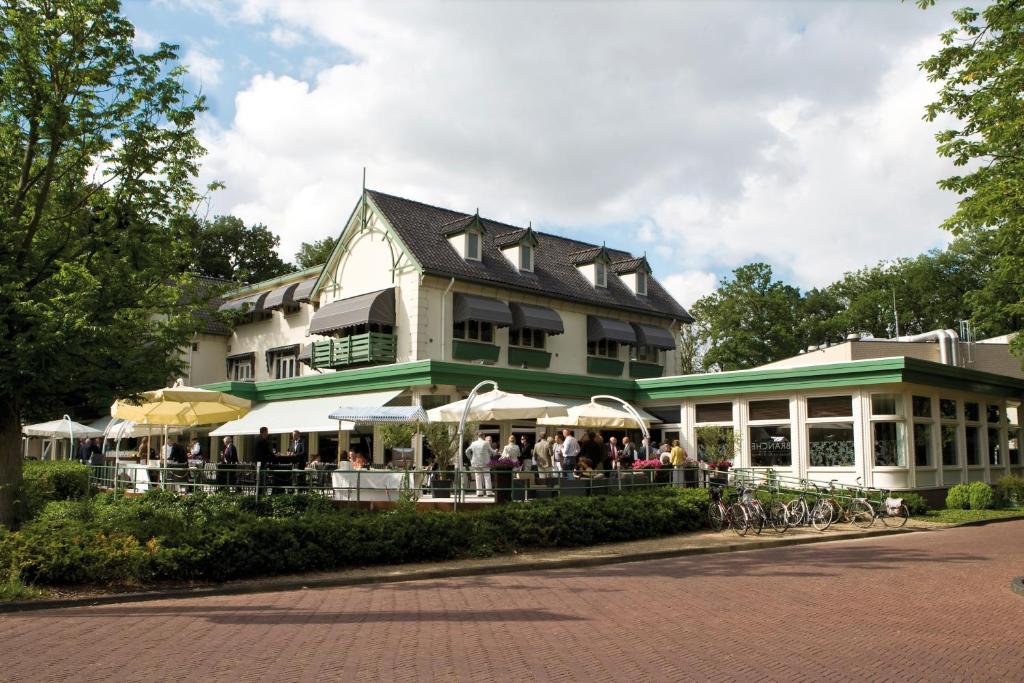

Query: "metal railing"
left=729, top=467, right=895, bottom=505
left=90, top=462, right=711, bottom=503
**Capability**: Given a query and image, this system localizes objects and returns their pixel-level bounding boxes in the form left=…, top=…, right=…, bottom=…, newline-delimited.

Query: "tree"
left=918, top=0, right=1024, bottom=359
left=676, top=324, right=706, bottom=375
left=180, top=214, right=293, bottom=283
left=0, top=0, right=207, bottom=524
left=294, top=236, right=337, bottom=270
left=689, top=263, right=804, bottom=371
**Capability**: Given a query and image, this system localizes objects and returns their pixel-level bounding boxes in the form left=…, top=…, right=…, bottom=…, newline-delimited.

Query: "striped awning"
left=264, top=278, right=317, bottom=309
left=452, top=293, right=513, bottom=327
left=509, top=302, right=563, bottom=335
left=328, top=406, right=428, bottom=424
left=309, top=287, right=396, bottom=335
left=218, top=291, right=262, bottom=312
left=587, top=316, right=637, bottom=344
left=631, top=323, right=676, bottom=350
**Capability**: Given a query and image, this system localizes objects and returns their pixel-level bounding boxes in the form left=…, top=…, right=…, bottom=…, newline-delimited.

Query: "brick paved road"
left=2, top=522, right=1023, bottom=682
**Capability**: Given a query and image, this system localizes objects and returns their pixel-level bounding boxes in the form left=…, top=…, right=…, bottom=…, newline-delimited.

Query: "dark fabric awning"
left=509, top=302, right=563, bottom=335
left=309, top=287, right=396, bottom=335
left=292, top=278, right=316, bottom=302
left=250, top=291, right=270, bottom=313
left=587, top=316, right=637, bottom=344
left=631, top=323, right=677, bottom=350
left=265, top=344, right=300, bottom=372
left=224, top=351, right=255, bottom=376
left=297, top=344, right=312, bottom=365
left=218, top=292, right=261, bottom=312
left=452, top=293, right=513, bottom=327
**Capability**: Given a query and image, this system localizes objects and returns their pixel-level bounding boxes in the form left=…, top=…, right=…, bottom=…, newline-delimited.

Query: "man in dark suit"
left=167, top=438, right=188, bottom=465
left=288, top=430, right=307, bottom=468
left=77, top=438, right=92, bottom=465
left=620, top=436, right=637, bottom=469
left=221, top=436, right=239, bottom=464
left=254, top=426, right=275, bottom=466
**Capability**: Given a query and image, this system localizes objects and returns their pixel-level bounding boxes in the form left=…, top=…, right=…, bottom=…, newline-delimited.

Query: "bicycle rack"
left=729, top=468, right=892, bottom=505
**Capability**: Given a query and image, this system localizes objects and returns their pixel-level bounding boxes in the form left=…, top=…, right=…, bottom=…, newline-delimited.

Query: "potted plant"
left=632, top=458, right=663, bottom=486
left=708, top=459, right=732, bottom=486
left=490, top=454, right=519, bottom=504
left=422, top=422, right=467, bottom=498
left=379, top=422, right=418, bottom=469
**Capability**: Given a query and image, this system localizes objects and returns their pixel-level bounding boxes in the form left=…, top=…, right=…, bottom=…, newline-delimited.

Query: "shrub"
left=17, top=461, right=90, bottom=521
left=967, top=481, right=994, bottom=510
left=0, top=487, right=710, bottom=588
left=946, top=483, right=971, bottom=510
left=993, top=475, right=1024, bottom=509
left=892, top=491, right=929, bottom=516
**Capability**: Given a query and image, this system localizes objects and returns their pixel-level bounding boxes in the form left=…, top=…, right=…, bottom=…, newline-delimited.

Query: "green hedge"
left=946, top=482, right=996, bottom=511
left=1, top=487, right=709, bottom=587
left=16, top=461, right=91, bottom=521
left=892, top=491, right=929, bottom=516
left=993, top=475, right=1024, bottom=509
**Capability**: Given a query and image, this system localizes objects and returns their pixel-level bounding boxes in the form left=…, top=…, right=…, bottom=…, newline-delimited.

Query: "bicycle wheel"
left=811, top=500, right=833, bottom=531
left=849, top=500, right=875, bottom=528
left=708, top=502, right=725, bottom=532
left=731, top=503, right=749, bottom=536
left=827, top=498, right=847, bottom=523
left=881, top=503, right=909, bottom=528
left=769, top=500, right=788, bottom=533
left=786, top=498, right=807, bottom=528
left=748, top=501, right=765, bottom=535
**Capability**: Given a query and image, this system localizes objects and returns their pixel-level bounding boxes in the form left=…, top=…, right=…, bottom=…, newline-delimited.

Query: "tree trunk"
left=0, top=397, right=23, bottom=527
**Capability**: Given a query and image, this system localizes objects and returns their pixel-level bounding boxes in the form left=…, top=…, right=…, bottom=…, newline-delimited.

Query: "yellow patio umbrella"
left=111, top=381, right=251, bottom=427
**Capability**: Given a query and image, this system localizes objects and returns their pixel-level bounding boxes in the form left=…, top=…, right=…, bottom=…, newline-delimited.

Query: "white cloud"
left=182, top=48, right=224, bottom=88
left=185, top=1, right=957, bottom=300
left=268, top=26, right=303, bottom=48
left=133, top=28, right=158, bottom=51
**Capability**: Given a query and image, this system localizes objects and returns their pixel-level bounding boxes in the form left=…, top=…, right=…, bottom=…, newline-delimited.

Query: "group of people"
left=462, top=430, right=691, bottom=496
left=76, top=437, right=104, bottom=466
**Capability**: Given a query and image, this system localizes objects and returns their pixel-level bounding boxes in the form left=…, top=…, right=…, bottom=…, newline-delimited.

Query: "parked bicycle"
left=708, top=484, right=750, bottom=536
left=856, top=489, right=910, bottom=528
left=786, top=480, right=833, bottom=531
left=843, top=478, right=879, bottom=529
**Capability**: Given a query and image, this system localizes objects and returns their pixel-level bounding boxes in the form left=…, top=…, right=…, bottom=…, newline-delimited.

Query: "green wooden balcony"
left=508, top=346, right=552, bottom=369
left=587, top=356, right=624, bottom=376
left=452, top=339, right=500, bottom=363
left=311, top=332, right=397, bottom=369
left=628, top=361, right=664, bottom=379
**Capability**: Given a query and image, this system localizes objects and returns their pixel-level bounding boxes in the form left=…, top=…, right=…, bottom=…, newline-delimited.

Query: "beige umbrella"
left=536, top=401, right=651, bottom=429
left=426, top=389, right=567, bottom=423
left=111, top=381, right=251, bottom=427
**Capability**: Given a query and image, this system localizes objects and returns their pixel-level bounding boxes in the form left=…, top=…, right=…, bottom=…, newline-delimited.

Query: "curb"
left=0, top=525, right=916, bottom=614
left=948, top=515, right=1024, bottom=529
left=1013, top=577, right=1024, bottom=596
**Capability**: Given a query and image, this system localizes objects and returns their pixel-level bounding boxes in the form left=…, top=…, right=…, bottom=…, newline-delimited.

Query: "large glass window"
left=988, top=427, right=1001, bottom=466
left=965, top=425, right=981, bottom=466
left=873, top=422, right=906, bottom=467
left=696, top=426, right=737, bottom=464
left=941, top=425, right=959, bottom=467
left=914, top=423, right=934, bottom=467
left=987, top=404, right=1001, bottom=424
left=912, top=396, right=932, bottom=418
left=940, top=398, right=958, bottom=420
left=630, top=344, right=661, bottom=363
left=749, top=399, right=790, bottom=421
left=1010, top=406, right=1021, bottom=466
left=749, top=425, right=792, bottom=467
left=695, top=402, right=732, bottom=423
left=965, top=402, right=980, bottom=422
left=807, top=395, right=853, bottom=419
left=809, top=422, right=856, bottom=467
left=872, top=393, right=903, bottom=417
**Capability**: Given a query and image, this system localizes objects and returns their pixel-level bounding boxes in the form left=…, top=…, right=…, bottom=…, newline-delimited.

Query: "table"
left=116, top=462, right=152, bottom=492
left=331, top=470, right=421, bottom=501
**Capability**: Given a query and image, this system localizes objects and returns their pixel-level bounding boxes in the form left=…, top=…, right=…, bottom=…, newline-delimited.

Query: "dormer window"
left=466, top=231, right=481, bottom=261
left=611, top=256, right=651, bottom=296
left=636, top=269, right=647, bottom=296
left=595, top=261, right=607, bottom=288
left=519, top=244, right=533, bottom=272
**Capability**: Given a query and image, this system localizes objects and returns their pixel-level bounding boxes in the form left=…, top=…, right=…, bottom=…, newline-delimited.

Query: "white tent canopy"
left=22, top=416, right=102, bottom=439
left=425, top=389, right=568, bottom=423
left=536, top=401, right=654, bottom=429
left=209, top=390, right=403, bottom=436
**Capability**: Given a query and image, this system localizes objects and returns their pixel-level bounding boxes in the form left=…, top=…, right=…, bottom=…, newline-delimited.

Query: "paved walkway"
left=1, top=521, right=1022, bottom=682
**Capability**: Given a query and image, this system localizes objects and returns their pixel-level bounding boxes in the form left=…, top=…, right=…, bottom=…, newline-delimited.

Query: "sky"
left=124, top=0, right=963, bottom=309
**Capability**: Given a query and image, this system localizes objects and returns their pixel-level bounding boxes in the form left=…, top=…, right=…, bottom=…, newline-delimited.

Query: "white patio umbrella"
left=22, top=415, right=103, bottom=461
left=536, top=402, right=651, bottom=429
left=426, top=389, right=568, bottom=423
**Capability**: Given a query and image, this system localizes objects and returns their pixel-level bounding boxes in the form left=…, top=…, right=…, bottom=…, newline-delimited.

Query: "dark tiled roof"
left=568, top=246, right=608, bottom=265
left=611, top=256, right=649, bottom=274
left=493, top=229, right=526, bottom=248
left=366, top=190, right=693, bottom=323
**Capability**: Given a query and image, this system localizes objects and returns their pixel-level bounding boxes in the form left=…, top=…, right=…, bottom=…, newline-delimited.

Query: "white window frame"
left=869, top=391, right=908, bottom=469
left=636, top=270, right=647, bottom=296
left=586, top=338, right=618, bottom=358
left=465, top=231, right=482, bottom=261
left=595, top=261, right=607, bottom=288
left=986, top=401, right=1006, bottom=470
left=509, top=327, right=546, bottom=349
left=747, top=399, right=794, bottom=470
left=910, top=394, right=937, bottom=471
left=519, top=244, right=533, bottom=272
left=939, top=397, right=961, bottom=471
left=274, top=353, right=298, bottom=380
left=805, top=394, right=856, bottom=470
left=693, top=401, right=736, bottom=464
left=630, top=344, right=661, bottom=364
left=964, top=400, right=983, bottom=468
left=230, top=358, right=253, bottom=381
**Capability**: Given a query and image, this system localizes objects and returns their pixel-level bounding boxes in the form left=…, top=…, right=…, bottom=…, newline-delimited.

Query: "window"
left=940, top=398, right=958, bottom=420
left=282, top=302, right=301, bottom=316
left=914, top=423, right=934, bottom=467
left=807, top=395, right=855, bottom=467
left=965, top=425, right=981, bottom=466
left=809, top=423, right=856, bottom=467
left=228, top=357, right=253, bottom=381
left=273, top=352, right=297, bottom=380
left=636, top=270, right=647, bottom=296
left=453, top=319, right=493, bottom=342
left=987, top=404, right=1001, bottom=424
left=595, top=261, right=607, bottom=288
left=465, top=231, right=481, bottom=261
left=695, top=402, right=732, bottom=423
left=587, top=339, right=618, bottom=358
left=191, top=342, right=199, bottom=352
left=912, top=395, right=932, bottom=418
left=807, top=395, right=853, bottom=419
left=749, top=425, right=792, bottom=467
left=872, top=393, right=903, bottom=417
left=988, top=427, right=1002, bottom=466
left=630, top=344, right=660, bottom=363
left=873, top=422, right=906, bottom=467
left=964, top=401, right=980, bottom=422
left=749, top=399, right=790, bottom=421
left=696, top=426, right=736, bottom=464
left=941, top=425, right=959, bottom=467
left=509, top=327, right=546, bottom=349
left=519, top=245, right=533, bottom=272
left=1010, top=407, right=1020, bottom=466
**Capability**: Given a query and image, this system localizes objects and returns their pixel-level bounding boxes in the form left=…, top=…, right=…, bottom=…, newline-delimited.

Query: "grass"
left=0, top=573, right=45, bottom=602
left=915, top=508, right=1024, bottom=525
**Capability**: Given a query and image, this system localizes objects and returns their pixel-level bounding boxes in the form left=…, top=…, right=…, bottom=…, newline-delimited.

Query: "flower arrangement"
left=709, top=460, right=732, bottom=471
left=632, top=458, right=663, bottom=470
left=490, top=455, right=520, bottom=470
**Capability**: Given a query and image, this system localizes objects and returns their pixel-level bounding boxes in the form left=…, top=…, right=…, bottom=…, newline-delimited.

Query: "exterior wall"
left=966, top=343, right=1024, bottom=379
left=228, top=304, right=318, bottom=383
left=186, top=334, right=229, bottom=386
left=665, top=384, right=1024, bottom=492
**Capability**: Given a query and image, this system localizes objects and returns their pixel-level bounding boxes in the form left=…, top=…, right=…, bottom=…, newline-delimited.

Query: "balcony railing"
left=311, top=332, right=397, bottom=369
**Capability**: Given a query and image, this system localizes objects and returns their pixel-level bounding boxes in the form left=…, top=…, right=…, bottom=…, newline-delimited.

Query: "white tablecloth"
left=116, top=462, right=152, bottom=492
left=331, top=470, right=420, bottom=501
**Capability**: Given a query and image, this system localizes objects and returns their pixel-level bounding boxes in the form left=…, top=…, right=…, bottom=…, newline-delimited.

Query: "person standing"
left=288, top=430, right=307, bottom=468
left=167, top=437, right=188, bottom=465
left=533, top=435, right=553, bottom=474
left=620, top=436, right=637, bottom=469
left=221, top=436, right=239, bottom=464
left=467, top=432, right=493, bottom=496
left=552, top=434, right=564, bottom=473
left=670, top=439, right=687, bottom=487
left=607, top=436, right=620, bottom=470
left=77, top=438, right=91, bottom=465
left=189, top=437, right=205, bottom=464
left=561, top=429, right=579, bottom=478
left=254, top=426, right=275, bottom=467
